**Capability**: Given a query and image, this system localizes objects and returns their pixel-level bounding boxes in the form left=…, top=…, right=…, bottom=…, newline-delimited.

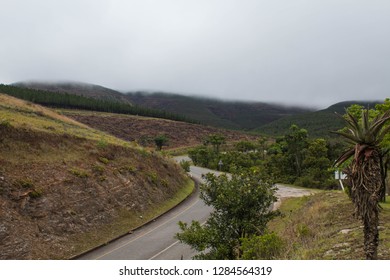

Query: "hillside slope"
left=126, top=92, right=311, bottom=130
left=0, top=94, right=191, bottom=259
left=63, top=110, right=259, bottom=150
left=258, top=100, right=381, bottom=137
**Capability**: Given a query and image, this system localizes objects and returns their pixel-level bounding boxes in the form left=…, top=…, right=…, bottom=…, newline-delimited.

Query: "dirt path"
left=273, top=184, right=314, bottom=210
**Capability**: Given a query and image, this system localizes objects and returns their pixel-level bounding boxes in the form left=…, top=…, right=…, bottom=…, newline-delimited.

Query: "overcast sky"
left=1, top=0, right=389, bottom=108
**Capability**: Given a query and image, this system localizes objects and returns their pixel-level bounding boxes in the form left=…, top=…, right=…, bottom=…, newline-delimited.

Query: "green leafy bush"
left=241, top=233, right=284, bottom=260
left=28, top=188, right=43, bottom=199
left=98, top=157, right=109, bottom=164
left=69, top=168, right=90, bottom=178
left=180, top=160, right=191, bottom=172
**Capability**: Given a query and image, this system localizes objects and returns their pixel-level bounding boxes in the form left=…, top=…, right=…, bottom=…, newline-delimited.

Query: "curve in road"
left=77, top=156, right=312, bottom=260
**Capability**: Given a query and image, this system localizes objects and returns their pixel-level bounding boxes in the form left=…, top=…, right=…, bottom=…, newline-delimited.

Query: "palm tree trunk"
left=349, top=147, right=382, bottom=260
left=363, top=206, right=379, bottom=260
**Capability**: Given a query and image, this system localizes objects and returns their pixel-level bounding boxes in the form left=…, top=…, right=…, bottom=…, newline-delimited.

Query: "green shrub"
left=296, top=223, right=312, bottom=239
left=97, top=138, right=108, bottom=149
left=29, top=188, right=43, bottom=199
left=98, top=157, right=109, bottom=164
left=69, top=168, right=89, bottom=178
left=161, top=179, right=169, bottom=188
left=0, top=119, right=11, bottom=128
left=19, top=179, right=34, bottom=189
left=93, top=164, right=105, bottom=174
left=147, top=172, right=158, bottom=185
left=241, top=233, right=285, bottom=260
left=119, top=165, right=138, bottom=174
left=179, top=160, right=191, bottom=172
left=126, top=165, right=137, bottom=173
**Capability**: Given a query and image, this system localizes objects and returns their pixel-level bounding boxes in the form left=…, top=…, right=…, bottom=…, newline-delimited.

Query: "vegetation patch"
left=28, top=188, right=43, bottom=199
left=0, top=118, right=11, bottom=128
left=268, top=192, right=390, bottom=259
left=18, top=178, right=35, bottom=189
left=98, top=157, right=109, bottom=164
left=69, top=168, right=90, bottom=178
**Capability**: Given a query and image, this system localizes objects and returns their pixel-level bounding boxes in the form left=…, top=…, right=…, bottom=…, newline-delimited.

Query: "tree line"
left=0, top=84, right=199, bottom=124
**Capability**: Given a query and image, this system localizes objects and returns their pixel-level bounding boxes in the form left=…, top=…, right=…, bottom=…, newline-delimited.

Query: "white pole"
left=339, top=179, right=345, bottom=191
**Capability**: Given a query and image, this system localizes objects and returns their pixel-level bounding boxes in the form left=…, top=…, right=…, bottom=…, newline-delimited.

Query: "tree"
left=265, top=126, right=308, bottom=184
left=204, top=134, right=226, bottom=154
left=346, top=99, right=390, bottom=201
left=188, top=146, right=213, bottom=167
left=153, top=134, right=168, bottom=151
left=284, top=125, right=308, bottom=177
left=176, top=169, right=278, bottom=259
left=299, top=138, right=334, bottom=189
left=234, top=140, right=257, bottom=153
left=334, top=109, right=390, bottom=259
left=257, top=136, right=269, bottom=160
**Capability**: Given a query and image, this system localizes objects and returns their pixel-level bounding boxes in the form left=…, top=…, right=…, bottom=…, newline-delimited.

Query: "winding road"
left=76, top=156, right=311, bottom=260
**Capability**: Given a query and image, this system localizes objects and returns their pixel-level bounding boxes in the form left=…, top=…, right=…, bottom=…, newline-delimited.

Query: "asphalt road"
left=77, top=157, right=215, bottom=260
left=76, top=156, right=312, bottom=260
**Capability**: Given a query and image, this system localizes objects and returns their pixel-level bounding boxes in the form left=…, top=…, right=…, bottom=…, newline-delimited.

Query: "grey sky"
left=1, top=0, right=389, bottom=108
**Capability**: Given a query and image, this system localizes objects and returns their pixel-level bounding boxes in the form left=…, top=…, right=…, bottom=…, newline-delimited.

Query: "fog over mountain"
left=1, top=0, right=390, bottom=107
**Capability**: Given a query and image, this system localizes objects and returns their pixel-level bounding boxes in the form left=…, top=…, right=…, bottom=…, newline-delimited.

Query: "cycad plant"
left=334, top=109, right=390, bottom=259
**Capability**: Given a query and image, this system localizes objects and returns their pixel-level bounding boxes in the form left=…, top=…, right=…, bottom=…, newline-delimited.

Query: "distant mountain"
left=14, top=81, right=379, bottom=135
left=258, top=100, right=382, bottom=137
left=13, top=81, right=132, bottom=104
left=125, top=92, right=312, bottom=130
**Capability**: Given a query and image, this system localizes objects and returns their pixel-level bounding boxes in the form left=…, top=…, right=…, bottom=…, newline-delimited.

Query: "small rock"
left=324, top=250, right=336, bottom=257
left=340, top=229, right=354, bottom=234
left=333, top=242, right=350, bottom=248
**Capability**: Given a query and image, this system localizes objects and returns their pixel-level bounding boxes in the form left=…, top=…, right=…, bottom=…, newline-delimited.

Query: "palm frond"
left=334, top=109, right=390, bottom=146
left=332, top=130, right=363, bottom=143
left=362, top=110, right=370, bottom=134
left=345, top=112, right=361, bottom=131
left=334, top=148, right=355, bottom=167
left=370, top=111, right=390, bottom=136
left=377, top=125, right=390, bottom=144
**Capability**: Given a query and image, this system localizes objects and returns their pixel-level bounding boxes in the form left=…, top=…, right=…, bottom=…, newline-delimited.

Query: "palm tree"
left=334, top=109, right=390, bottom=259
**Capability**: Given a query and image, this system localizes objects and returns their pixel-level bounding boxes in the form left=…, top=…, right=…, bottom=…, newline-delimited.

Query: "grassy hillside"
left=126, top=92, right=312, bottom=130
left=0, top=94, right=193, bottom=259
left=258, top=100, right=381, bottom=138
left=269, top=191, right=390, bottom=259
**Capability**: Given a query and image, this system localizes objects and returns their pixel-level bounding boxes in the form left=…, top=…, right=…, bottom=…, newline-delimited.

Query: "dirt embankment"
left=64, top=111, right=258, bottom=150
left=0, top=125, right=188, bottom=259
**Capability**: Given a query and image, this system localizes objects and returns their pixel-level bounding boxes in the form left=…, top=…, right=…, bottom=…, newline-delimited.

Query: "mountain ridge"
left=9, top=81, right=382, bottom=135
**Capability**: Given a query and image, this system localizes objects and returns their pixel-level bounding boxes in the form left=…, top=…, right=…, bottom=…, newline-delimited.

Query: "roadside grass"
left=67, top=178, right=195, bottom=258
left=269, top=192, right=390, bottom=259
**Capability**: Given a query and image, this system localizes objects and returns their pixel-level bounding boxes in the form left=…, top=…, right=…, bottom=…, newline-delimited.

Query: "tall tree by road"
left=334, top=109, right=390, bottom=259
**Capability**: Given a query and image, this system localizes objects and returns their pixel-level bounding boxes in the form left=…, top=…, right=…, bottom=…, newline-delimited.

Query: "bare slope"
left=63, top=110, right=259, bottom=150
left=0, top=94, right=191, bottom=259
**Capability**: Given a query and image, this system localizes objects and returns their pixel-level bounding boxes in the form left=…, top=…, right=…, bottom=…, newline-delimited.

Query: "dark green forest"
left=0, top=84, right=198, bottom=124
